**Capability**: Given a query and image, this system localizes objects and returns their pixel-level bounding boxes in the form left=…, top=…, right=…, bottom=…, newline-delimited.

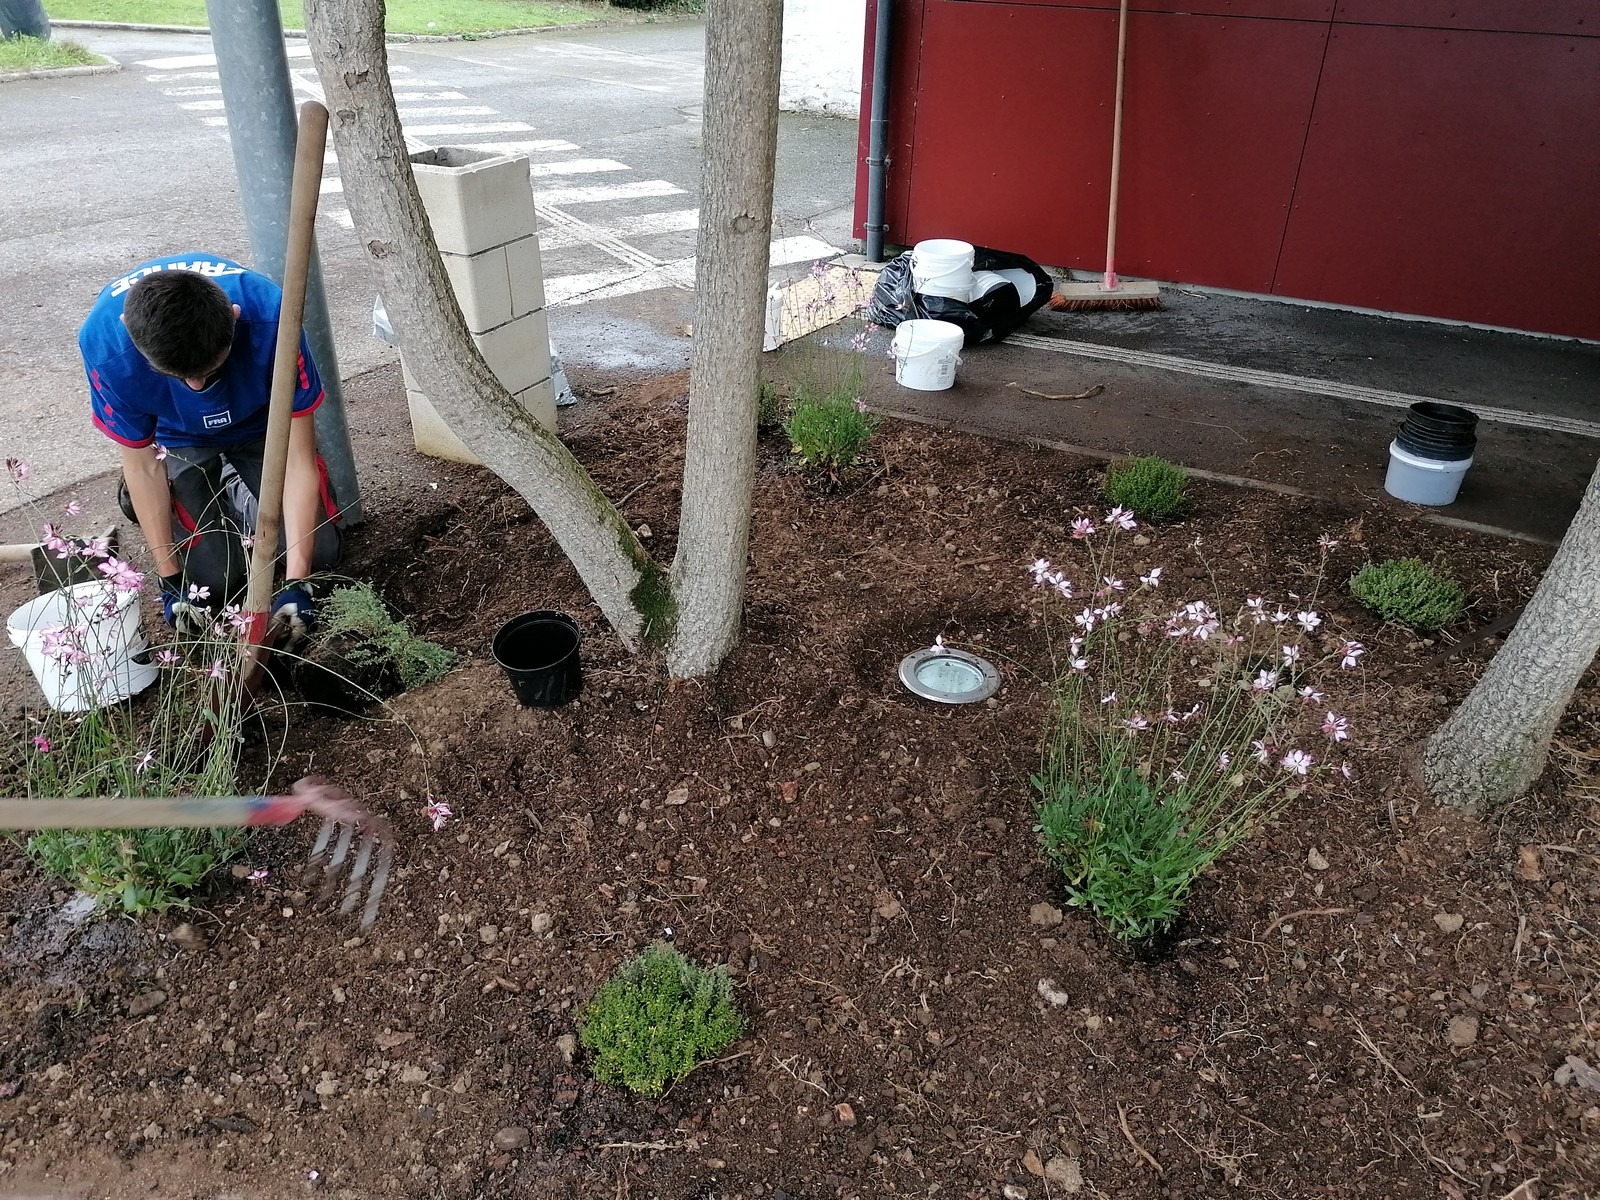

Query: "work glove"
left=271, top=579, right=318, bottom=641
left=158, top=573, right=216, bottom=637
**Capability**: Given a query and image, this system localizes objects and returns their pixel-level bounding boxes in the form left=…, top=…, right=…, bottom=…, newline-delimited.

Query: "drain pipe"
left=863, top=0, right=894, bottom=263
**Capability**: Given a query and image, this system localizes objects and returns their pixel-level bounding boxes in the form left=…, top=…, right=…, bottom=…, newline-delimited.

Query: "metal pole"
left=205, top=0, right=363, bottom=524
left=863, top=0, right=894, bottom=264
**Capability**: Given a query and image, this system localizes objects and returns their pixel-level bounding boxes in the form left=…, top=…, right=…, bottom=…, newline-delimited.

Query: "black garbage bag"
left=867, top=246, right=1053, bottom=346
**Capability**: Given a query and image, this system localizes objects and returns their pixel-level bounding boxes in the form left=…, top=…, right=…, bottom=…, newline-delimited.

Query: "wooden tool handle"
left=1103, top=0, right=1131, bottom=285
left=0, top=795, right=304, bottom=829
left=244, top=99, right=329, bottom=640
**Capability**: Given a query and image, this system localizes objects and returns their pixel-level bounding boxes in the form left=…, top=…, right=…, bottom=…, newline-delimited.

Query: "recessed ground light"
left=899, top=645, right=1001, bottom=704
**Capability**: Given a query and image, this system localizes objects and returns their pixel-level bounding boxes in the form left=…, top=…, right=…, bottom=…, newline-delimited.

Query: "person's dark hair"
left=124, top=270, right=236, bottom=377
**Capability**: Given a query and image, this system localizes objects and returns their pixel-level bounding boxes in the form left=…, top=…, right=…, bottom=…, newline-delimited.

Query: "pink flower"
left=153, top=444, right=169, bottom=462
left=1068, top=655, right=1088, bottom=672
left=1298, top=685, right=1325, bottom=704
left=187, top=583, right=211, bottom=602
left=39, top=626, right=85, bottom=665
left=1340, top=640, right=1365, bottom=669
left=1321, top=712, right=1350, bottom=742
left=1244, top=596, right=1268, bottom=625
left=1281, top=644, right=1302, bottom=664
left=1317, top=533, right=1339, bottom=552
left=1029, top=557, right=1052, bottom=582
left=1295, top=610, right=1322, bottom=633
left=155, top=648, right=181, bottom=666
left=1251, top=740, right=1271, bottom=764
left=1216, top=751, right=1232, bottom=773
left=1270, top=607, right=1290, bottom=625
left=1074, top=607, right=1099, bottom=633
left=1100, top=692, right=1117, bottom=705
left=79, top=535, right=112, bottom=559
left=1070, top=517, right=1095, bottom=540
left=424, top=798, right=453, bottom=832
left=206, top=658, right=228, bottom=680
left=1101, top=575, right=1125, bottom=593
left=32, top=736, right=51, bottom=754
left=239, top=534, right=254, bottom=550
left=1251, top=668, right=1281, bottom=692
left=98, top=557, right=145, bottom=593
left=1139, top=567, right=1162, bottom=587
left=1105, top=507, right=1136, bottom=531
left=1280, top=749, right=1315, bottom=776
left=134, top=749, right=157, bottom=772
left=1337, top=762, right=1353, bottom=780
left=1120, top=715, right=1150, bottom=731
left=63, top=500, right=84, bottom=517
left=5, top=456, right=30, bottom=485
left=248, top=868, right=269, bottom=885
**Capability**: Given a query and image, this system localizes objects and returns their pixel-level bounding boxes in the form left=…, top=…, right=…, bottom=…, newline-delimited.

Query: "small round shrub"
left=784, top=397, right=878, bottom=477
left=1103, top=455, right=1188, bottom=521
left=578, top=943, right=742, bottom=1096
left=1349, top=558, right=1467, bottom=629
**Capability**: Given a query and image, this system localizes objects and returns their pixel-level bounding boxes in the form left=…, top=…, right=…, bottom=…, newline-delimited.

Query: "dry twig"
left=1256, top=907, right=1354, bottom=940
left=1352, top=1021, right=1423, bottom=1096
left=1117, top=1103, right=1164, bottom=1175
left=1006, top=381, right=1105, bottom=401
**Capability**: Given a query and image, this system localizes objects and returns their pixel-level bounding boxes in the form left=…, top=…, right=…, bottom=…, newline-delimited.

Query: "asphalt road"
left=0, top=18, right=859, bottom=510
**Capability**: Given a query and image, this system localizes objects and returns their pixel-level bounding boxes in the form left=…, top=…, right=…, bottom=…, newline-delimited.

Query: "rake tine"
left=302, top=815, right=338, bottom=886
left=318, top=820, right=356, bottom=902
left=338, top=829, right=375, bottom=916
left=360, top=834, right=394, bottom=931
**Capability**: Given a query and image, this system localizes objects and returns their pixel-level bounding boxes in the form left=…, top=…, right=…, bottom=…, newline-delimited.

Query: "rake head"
left=291, top=778, right=395, bottom=930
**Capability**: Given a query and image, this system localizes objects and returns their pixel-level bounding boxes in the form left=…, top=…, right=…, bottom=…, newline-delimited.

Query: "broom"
left=1049, top=0, right=1163, bottom=312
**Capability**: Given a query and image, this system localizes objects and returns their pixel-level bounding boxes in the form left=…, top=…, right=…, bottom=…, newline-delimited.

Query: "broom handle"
left=1103, top=0, right=1131, bottom=290
left=243, top=99, right=329, bottom=647
left=0, top=795, right=308, bottom=829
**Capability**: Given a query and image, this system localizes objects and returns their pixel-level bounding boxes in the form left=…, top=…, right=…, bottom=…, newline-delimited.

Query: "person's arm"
left=281, top=413, right=321, bottom=581
left=118, top=444, right=180, bottom=577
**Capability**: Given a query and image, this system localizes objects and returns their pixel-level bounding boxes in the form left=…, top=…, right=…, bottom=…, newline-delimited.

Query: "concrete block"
left=406, top=390, right=480, bottom=465
left=440, top=246, right=513, bottom=334
left=473, top=308, right=550, bottom=397
left=504, top=234, right=546, bottom=316
left=515, top=376, right=558, bottom=431
left=410, top=148, right=535, bottom=257
left=400, top=354, right=422, bottom=394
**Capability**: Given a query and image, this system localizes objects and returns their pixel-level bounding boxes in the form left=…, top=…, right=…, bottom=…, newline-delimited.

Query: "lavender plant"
left=1030, top=512, right=1363, bottom=940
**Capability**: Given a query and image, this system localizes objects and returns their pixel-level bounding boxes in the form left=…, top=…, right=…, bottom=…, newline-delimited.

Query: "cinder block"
left=515, top=376, right=558, bottom=431
left=473, top=308, right=551, bottom=397
left=410, top=148, right=535, bottom=257
left=406, top=390, right=480, bottom=465
left=440, top=246, right=513, bottom=334
left=504, top=234, right=546, bottom=316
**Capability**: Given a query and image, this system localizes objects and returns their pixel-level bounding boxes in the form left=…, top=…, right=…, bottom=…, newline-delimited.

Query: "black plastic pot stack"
left=1395, top=401, right=1478, bottom=462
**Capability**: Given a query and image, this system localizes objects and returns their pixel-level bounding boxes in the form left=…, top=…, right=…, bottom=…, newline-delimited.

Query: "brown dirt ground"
left=1, top=369, right=1596, bottom=1200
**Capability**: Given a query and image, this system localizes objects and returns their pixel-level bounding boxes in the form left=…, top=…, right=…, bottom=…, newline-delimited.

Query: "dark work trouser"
left=122, top=438, right=343, bottom=603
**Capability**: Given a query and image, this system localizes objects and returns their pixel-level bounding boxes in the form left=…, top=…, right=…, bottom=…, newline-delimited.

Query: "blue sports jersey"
left=79, top=254, right=324, bottom=450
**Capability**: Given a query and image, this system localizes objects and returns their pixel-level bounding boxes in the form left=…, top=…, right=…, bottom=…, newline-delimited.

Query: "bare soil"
left=1, top=371, right=1596, bottom=1200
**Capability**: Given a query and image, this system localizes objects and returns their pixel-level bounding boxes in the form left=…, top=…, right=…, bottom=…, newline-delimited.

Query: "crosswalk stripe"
left=180, top=100, right=226, bottom=110
left=327, top=210, right=353, bottom=229
left=160, top=84, right=221, bottom=95
left=536, top=203, right=661, bottom=272
left=537, top=207, right=699, bottom=252
left=136, top=46, right=311, bottom=69
left=392, top=91, right=469, bottom=101
left=449, top=140, right=579, bottom=155
left=528, top=158, right=630, bottom=178
left=536, top=180, right=685, bottom=205
left=320, top=178, right=344, bottom=194
left=143, top=70, right=219, bottom=82
left=546, top=235, right=840, bottom=307
left=396, top=105, right=498, bottom=118
left=769, top=235, right=843, bottom=267
left=403, top=121, right=535, bottom=136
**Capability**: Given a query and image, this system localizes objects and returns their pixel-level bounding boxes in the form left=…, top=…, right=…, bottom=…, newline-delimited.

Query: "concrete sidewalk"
left=838, top=285, right=1600, bottom=545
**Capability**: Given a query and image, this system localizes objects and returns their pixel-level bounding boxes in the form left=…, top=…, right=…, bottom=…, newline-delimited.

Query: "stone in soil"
left=1028, top=902, right=1063, bottom=927
left=126, top=989, right=167, bottom=1017
left=1044, top=1156, right=1083, bottom=1190
left=1447, top=1015, right=1480, bottom=1048
left=493, top=1126, right=531, bottom=1151
left=1021, top=1147, right=1044, bottom=1176
left=1432, top=912, right=1465, bottom=933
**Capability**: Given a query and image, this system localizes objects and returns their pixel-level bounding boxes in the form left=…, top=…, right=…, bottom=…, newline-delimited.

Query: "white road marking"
left=403, top=121, right=535, bottom=136
left=536, top=180, right=685, bottom=205
left=201, top=116, right=228, bottom=126
left=396, top=105, right=497, bottom=118
left=536, top=207, right=699, bottom=251
left=528, top=158, right=630, bottom=178
left=327, top=210, right=354, bottom=229
left=136, top=46, right=310, bottom=69
left=1007, top=332, right=1600, bottom=439
left=160, top=84, right=221, bottom=95
left=450, top=139, right=579, bottom=155
left=392, top=90, right=469, bottom=101
left=179, top=100, right=226, bottom=110
left=143, top=70, right=219, bottom=82
left=320, top=178, right=344, bottom=194
left=546, top=235, right=840, bottom=307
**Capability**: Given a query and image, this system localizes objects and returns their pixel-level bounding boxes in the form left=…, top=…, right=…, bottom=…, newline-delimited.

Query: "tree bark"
left=302, top=0, right=665, bottom=649
left=665, top=0, right=784, bottom=678
left=1423, top=458, right=1600, bottom=812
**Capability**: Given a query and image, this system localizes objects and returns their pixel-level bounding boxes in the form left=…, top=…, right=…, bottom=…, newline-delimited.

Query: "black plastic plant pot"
left=1395, top=401, right=1478, bottom=462
left=492, top=611, right=582, bottom=708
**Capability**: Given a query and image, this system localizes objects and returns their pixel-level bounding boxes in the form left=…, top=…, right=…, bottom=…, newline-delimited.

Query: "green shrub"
left=578, top=943, right=742, bottom=1096
left=318, top=583, right=455, bottom=690
left=1102, top=455, right=1188, bottom=521
left=757, top=379, right=786, bottom=430
left=784, top=398, right=878, bottom=477
left=1349, top=558, right=1466, bottom=629
left=26, top=828, right=240, bottom=916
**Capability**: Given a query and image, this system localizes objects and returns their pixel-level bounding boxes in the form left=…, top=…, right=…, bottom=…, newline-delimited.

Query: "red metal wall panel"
left=1274, top=24, right=1600, bottom=339
left=1332, top=1, right=1598, bottom=36
left=992, top=0, right=1333, bottom=17
left=894, top=2, right=1328, bottom=291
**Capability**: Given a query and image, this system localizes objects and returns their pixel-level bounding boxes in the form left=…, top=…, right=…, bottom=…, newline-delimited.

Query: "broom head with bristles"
left=1048, top=276, right=1163, bottom=312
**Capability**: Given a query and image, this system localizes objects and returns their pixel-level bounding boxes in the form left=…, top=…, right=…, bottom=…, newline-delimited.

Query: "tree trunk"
left=302, top=0, right=666, bottom=649
left=665, top=0, right=784, bottom=678
left=1423, top=459, right=1600, bottom=812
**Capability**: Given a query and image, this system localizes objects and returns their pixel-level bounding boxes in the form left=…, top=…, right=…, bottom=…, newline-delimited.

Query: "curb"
left=0, top=59, right=120, bottom=83
left=47, top=15, right=683, bottom=42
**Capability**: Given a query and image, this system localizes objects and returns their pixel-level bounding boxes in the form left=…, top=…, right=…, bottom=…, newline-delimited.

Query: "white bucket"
left=892, top=319, right=965, bottom=391
left=911, top=239, right=975, bottom=302
left=6, top=581, right=159, bottom=712
left=1384, top=440, right=1473, bottom=506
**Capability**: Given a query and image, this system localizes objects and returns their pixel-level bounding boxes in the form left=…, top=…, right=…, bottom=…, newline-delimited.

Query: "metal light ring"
left=898, top=647, right=1002, bottom=704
